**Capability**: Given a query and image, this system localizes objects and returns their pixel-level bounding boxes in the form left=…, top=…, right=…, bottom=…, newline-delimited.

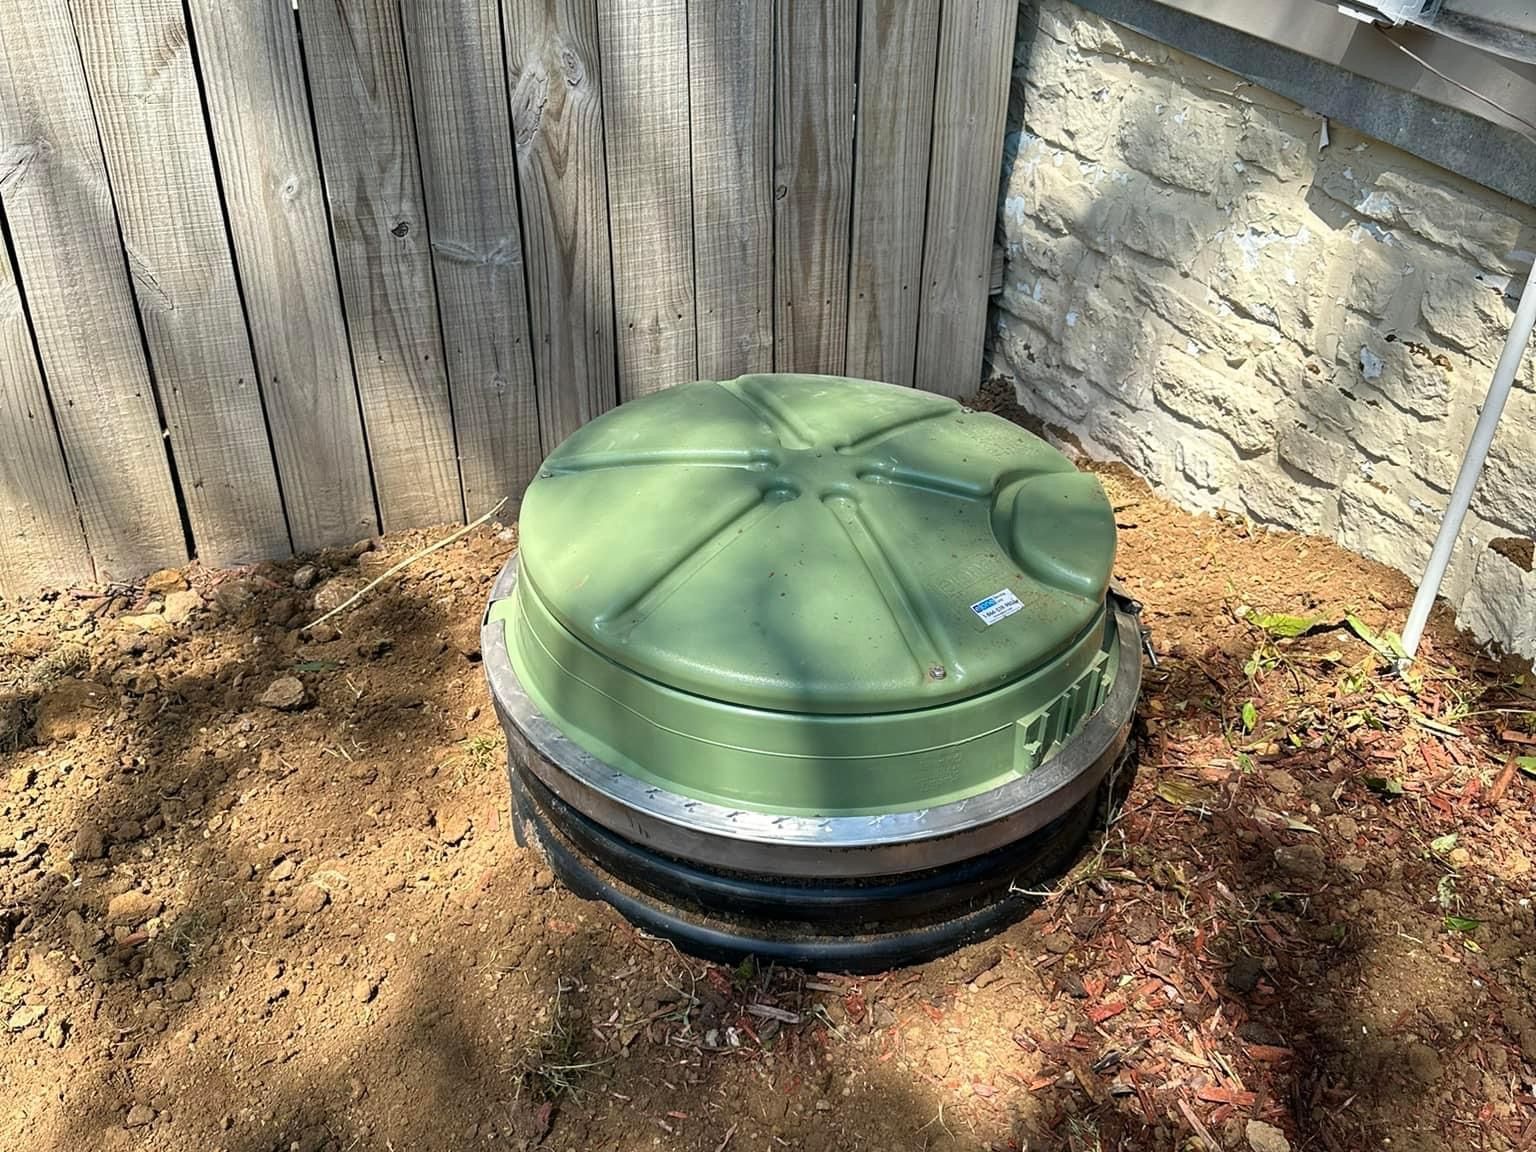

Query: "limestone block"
left=1034, top=0, right=1083, bottom=47
left=1473, top=391, right=1536, bottom=531
left=1034, top=0, right=1168, bottom=65
left=1118, top=88, right=1239, bottom=196
left=1241, top=460, right=1331, bottom=532
left=1056, top=280, right=1156, bottom=405
left=1337, top=236, right=1420, bottom=325
left=1278, top=423, right=1352, bottom=486
left=1017, top=362, right=1095, bottom=425
left=1371, top=168, right=1527, bottom=273
left=1152, top=347, right=1277, bottom=454
left=1332, top=392, right=1463, bottom=497
left=1120, top=187, right=1227, bottom=273
left=1011, top=378, right=1091, bottom=435
left=1255, top=347, right=1325, bottom=397
left=1174, top=427, right=1240, bottom=493
left=1122, top=261, right=1264, bottom=366
left=1090, top=403, right=1170, bottom=482
left=1027, top=85, right=1126, bottom=163
left=1457, top=547, right=1536, bottom=655
left=1421, top=268, right=1514, bottom=362
left=998, top=269, right=1065, bottom=335
left=1000, top=209, right=1092, bottom=283
left=1008, top=141, right=1127, bottom=244
left=1210, top=202, right=1325, bottom=345
left=995, top=319, right=1095, bottom=423
left=1403, top=405, right=1475, bottom=494
left=1314, top=161, right=1372, bottom=218
left=1342, top=325, right=1453, bottom=420
left=1236, top=105, right=1315, bottom=184
left=1023, top=40, right=1131, bottom=162
left=1026, top=16, right=1087, bottom=85
left=1336, top=476, right=1434, bottom=574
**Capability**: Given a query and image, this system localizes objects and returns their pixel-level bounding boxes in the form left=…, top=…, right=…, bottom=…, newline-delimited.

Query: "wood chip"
left=1088, top=1001, right=1126, bottom=1024
left=1195, top=1084, right=1256, bottom=1107
left=1489, top=759, right=1519, bottom=807
left=1166, top=1042, right=1209, bottom=1067
left=1244, top=1044, right=1293, bottom=1062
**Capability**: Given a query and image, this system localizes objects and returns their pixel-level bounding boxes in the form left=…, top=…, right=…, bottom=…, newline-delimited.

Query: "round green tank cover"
left=495, top=374, right=1119, bottom=816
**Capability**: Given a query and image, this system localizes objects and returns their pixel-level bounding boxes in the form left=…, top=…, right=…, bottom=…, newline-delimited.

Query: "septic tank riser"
left=484, top=563, right=1140, bottom=967
left=482, top=556, right=1141, bottom=880
left=482, top=374, right=1145, bottom=968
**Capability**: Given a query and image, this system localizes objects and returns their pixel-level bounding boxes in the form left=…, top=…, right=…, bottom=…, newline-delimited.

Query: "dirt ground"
left=4, top=399, right=1536, bottom=1152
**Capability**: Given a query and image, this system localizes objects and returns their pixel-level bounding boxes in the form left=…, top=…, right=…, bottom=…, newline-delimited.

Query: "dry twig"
left=303, top=498, right=508, bottom=631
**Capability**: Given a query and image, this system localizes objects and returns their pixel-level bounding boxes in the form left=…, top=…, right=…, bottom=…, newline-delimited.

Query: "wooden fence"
left=0, top=0, right=1018, bottom=596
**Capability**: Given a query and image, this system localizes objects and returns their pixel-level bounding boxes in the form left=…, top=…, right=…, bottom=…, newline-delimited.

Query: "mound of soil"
left=3, top=404, right=1534, bottom=1152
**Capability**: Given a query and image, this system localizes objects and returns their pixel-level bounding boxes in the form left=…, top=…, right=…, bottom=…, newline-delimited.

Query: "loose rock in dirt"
left=105, top=891, right=163, bottom=927
left=1043, top=931, right=1074, bottom=955
left=73, top=821, right=106, bottom=861
left=1247, top=1119, right=1291, bottom=1152
left=1406, top=1042, right=1443, bottom=1084
left=1274, top=842, right=1326, bottom=882
left=437, top=812, right=472, bottom=846
left=144, top=568, right=187, bottom=595
left=163, top=590, right=202, bottom=625
left=1227, top=955, right=1266, bottom=995
left=7, top=1004, right=45, bottom=1031
left=295, top=885, right=330, bottom=914
left=259, top=676, right=307, bottom=711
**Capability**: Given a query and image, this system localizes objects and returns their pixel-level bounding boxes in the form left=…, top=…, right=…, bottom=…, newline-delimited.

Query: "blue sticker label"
left=970, top=588, right=1022, bottom=625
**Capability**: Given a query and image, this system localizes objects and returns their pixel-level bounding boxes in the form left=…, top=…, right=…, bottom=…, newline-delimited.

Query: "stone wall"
left=989, top=0, right=1536, bottom=655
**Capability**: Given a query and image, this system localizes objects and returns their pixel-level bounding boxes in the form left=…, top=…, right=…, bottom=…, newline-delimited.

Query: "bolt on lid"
left=513, top=374, right=1115, bottom=715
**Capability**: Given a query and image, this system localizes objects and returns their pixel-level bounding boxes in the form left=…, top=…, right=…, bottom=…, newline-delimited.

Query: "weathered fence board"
left=916, top=0, right=1021, bottom=397
left=71, top=0, right=292, bottom=568
left=302, top=0, right=465, bottom=530
left=846, top=0, right=943, bottom=388
left=689, top=0, right=774, bottom=380
left=0, top=0, right=1015, bottom=594
left=598, top=0, right=696, bottom=399
left=402, top=0, right=541, bottom=518
left=0, top=220, right=93, bottom=595
left=0, top=0, right=186, bottom=581
left=505, top=0, right=618, bottom=449
left=774, top=0, right=858, bottom=376
left=188, top=0, right=377, bottom=552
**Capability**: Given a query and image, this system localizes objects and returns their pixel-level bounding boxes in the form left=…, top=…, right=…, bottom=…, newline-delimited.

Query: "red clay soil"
left=3, top=400, right=1535, bottom=1152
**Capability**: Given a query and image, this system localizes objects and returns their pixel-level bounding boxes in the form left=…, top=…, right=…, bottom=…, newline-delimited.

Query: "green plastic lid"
left=493, top=374, right=1119, bottom=815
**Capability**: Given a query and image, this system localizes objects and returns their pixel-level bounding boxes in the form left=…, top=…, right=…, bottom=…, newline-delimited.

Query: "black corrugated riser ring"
left=506, top=750, right=1126, bottom=972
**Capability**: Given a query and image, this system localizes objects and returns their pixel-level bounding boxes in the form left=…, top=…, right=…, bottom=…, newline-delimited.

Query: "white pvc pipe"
left=1400, top=257, right=1536, bottom=663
